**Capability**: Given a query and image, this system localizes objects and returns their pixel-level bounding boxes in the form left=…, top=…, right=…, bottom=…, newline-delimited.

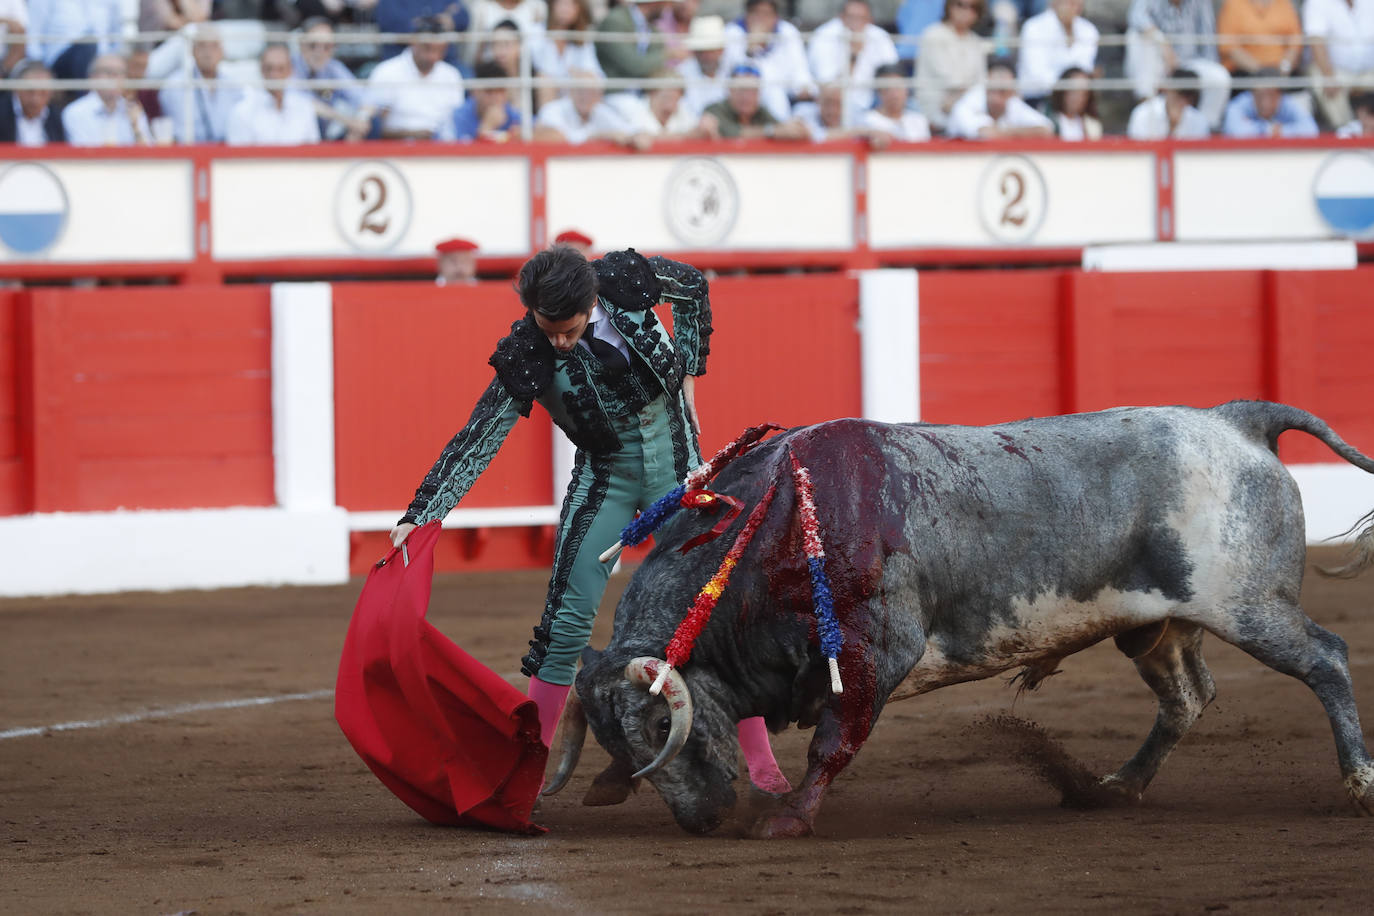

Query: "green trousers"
left=528, top=393, right=700, bottom=686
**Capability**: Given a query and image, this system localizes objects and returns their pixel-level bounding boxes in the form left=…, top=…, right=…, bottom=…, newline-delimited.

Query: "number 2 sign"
left=333, top=160, right=413, bottom=252
left=977, top=155, right=1047, bottom=244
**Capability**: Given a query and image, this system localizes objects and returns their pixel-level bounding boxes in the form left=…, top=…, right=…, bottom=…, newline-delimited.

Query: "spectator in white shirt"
left=947, top=57, right=1054, bottom=138
left=2, top=59, right=65, bottom=145
left=0, top=0, right=28, bottom=75
left=721, top=0, right=816, bottom=122
left=916, top=0, right=990, bottom=132
left=533, top=68, right=647, bottom=146
left=26, top=0, right=122, bottom=80
left=226, top=43, right=323, bottom=146
left=1017, top=0, right=1098, bottom=106
left=159, top=26, right=243, bottom=143
left=1126, top=66, right=1210, bottom=138
left=63, top=53, right=154, bottom=147
left=608, top=69, right=698, bottom=138
left=1047, top=66, right=1102, bottom=139
left=1303, top=0, right=1374, bottom=129
left=1337, top=91, right=1374, bottom=137
left=795, top=82, right=883, bottom=141
left=363, top=18, right=466, bottom=139
left=861, top=62, right=932, bottom=141
left=1125, top=0, right=1231, bottom=127
left=807, top=0, right=900, bottom=115
left=676, top=14, right=729, bottom=120
left=528, top=0, right=602, bottom=109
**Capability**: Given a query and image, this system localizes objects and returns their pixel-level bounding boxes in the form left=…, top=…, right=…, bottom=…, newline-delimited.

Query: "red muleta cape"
left=335, top=521, right=547, bottom=834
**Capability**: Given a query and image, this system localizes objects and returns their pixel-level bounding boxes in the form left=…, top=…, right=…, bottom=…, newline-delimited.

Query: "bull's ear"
left=580, top=646, right=604, bottom=666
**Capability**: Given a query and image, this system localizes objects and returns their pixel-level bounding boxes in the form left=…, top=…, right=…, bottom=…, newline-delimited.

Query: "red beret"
left=554, top=229, right=594, bottom=247
left=435, top=237, right=478, bottom=254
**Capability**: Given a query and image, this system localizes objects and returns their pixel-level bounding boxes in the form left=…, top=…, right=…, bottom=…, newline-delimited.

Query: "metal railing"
left=3, top=27, right=1368, bottom=144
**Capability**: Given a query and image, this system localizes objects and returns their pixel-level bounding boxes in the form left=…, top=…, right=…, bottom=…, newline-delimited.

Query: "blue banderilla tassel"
left=619, top=484, right=685, bottom=548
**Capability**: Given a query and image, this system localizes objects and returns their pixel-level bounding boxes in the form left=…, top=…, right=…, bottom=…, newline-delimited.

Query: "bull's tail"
left=1218, top=400, right=1374, bottom=578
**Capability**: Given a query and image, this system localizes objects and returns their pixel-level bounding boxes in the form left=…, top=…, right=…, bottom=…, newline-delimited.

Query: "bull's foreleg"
left=1103, top=620, right=1216, bottom=803
left=750, top=704, right=873, bottom=839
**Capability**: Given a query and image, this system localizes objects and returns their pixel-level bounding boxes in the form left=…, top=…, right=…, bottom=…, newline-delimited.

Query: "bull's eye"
left=655, top=715, right=671, bottom=742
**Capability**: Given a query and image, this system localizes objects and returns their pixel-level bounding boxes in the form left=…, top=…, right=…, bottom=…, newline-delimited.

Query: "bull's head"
left=547, top=650, right=740, bottom=833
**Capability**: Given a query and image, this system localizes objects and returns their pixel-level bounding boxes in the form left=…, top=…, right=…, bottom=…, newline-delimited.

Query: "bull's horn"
left=541, top=687, right=587, bottom=797
left=624, top=657, right=694, bottom=780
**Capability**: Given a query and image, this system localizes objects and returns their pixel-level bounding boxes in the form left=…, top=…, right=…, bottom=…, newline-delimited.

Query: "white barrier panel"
left=545, top=154, right=854, bottom=251
left=858, top=269, right=920, bottom=423
left=0, top=160, right=193, bottom=263
left=1175, top=149, right=1374, bottom=242
left=1083, top=240, right=1358, bottom=271
left=0, top=507, right=349, bottom=597
left=868, top=151, right=1156, bottom=249
left=211, top=157, right=530, bottom=260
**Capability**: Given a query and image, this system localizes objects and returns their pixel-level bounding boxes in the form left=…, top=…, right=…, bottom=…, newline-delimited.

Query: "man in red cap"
left=435, top=237, right=478, bottom=287
left=552, top=229, right=594, bottom=257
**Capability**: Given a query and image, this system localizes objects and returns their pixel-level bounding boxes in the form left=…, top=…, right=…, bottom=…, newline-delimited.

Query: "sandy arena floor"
left=4, top=547, right=1374, bottom=914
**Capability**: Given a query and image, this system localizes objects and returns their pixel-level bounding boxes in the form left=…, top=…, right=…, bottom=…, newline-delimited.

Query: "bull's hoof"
left=1344, top=764, right=1374, bottom=816
left=582, top=776, right=637, bottom=807
left=581, top=759, right=638, bottom=807
left=1061, top=774, right=1141, bottom=810
left=749, top=812, right=813, bottom=839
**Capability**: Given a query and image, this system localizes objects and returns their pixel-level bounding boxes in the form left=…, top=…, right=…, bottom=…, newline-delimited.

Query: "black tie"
left=584, top=322, right=629, bottom=375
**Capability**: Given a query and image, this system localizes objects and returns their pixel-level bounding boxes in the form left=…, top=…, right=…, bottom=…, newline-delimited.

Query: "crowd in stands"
left=1, top=0, right=1372, bottom=147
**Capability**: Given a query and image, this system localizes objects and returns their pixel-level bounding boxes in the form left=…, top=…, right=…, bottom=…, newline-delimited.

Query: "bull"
left=546, top=401, right=1374, bottom=837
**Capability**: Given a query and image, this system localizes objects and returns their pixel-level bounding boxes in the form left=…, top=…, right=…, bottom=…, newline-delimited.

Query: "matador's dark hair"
left=516, top=245, right=599, bottom=321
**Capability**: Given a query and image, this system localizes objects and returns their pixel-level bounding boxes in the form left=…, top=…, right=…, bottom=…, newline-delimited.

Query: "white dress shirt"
left=862, top=106, right=932, bottom=141
left=807, top=17, right=899, bottom=112
left=675, top=54, right=729, bottom=119
left=0, top=0, right=28, bottom=65
left=534, top=95, right=632, bottom=143
left=226, top=88, right=322, bottom=146
left=1017, top=11, right=1099, bottom=99
left=578, top=304, right=630, bottom=362
left=607, top=93, right=697, bottom=136
left=25, top=0, right=121, bottom=67
left=1125, top=94, right=1211, bottom=139
left=721, top=19, right=816, bottom=121
left=366, top=49, right=465, bottom=135
left=61, top=92, right=152, bottom=147
left=528, top=31, right=603, bottom=83
left=946, top=85, right=1054, bottom=139
left=470, top=0, right=548, bottom=36
left=1302, top=0, right=1374, bottom=73
left=159, top=67, right=243, bottom=143
left=13, top=95, right=52, bottom=147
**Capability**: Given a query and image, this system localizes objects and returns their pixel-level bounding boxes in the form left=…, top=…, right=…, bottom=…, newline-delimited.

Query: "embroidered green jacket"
left=401, top=250, right=712, bottom=526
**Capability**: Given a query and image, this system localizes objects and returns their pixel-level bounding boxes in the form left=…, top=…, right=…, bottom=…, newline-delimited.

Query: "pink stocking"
left=737, top=716, right=792, bottom=794
left=527, top=677, right=571, bottom=748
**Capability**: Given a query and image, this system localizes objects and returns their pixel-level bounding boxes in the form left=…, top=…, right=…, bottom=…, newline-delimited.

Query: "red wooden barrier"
left=9, top=286, right=273, bottom=514
left=0, top=291, right=22, bottom=515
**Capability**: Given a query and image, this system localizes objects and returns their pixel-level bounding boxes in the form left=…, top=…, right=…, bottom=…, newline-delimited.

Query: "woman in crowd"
left=1047, top=65, right=1101, bottom=139
left=528, top=0, right=603, bottom=110
left=916, top=0, right=989, bottom=132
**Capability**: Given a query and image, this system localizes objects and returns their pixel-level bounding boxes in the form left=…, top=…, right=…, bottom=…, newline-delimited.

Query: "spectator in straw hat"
left=676, top=14, right=729, bottom=120
left=435, top=237, right=479, bottom=286
left=553, top=228, right=593, bottom=254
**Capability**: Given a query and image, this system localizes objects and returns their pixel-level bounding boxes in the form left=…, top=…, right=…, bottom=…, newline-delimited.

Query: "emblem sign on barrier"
left=0, top=162, right=70, bottom=256
left=663, top=157, right=740, bottom=248
left=977, top=154, right=1048, bottom=244
left=334, top=160, right=413, bottom=252
left=1312, top=151, right=1374, bottom=238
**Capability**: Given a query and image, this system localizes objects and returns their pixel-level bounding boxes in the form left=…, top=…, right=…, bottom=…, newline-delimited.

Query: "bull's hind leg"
left=1210, top=601, right=1374, bottom=815
left=1101, top=621, right=1216, bottom=803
